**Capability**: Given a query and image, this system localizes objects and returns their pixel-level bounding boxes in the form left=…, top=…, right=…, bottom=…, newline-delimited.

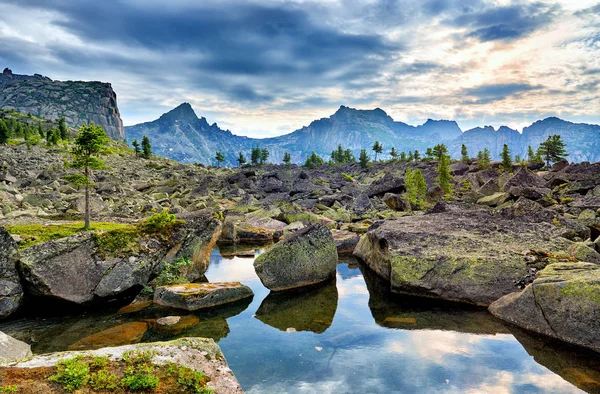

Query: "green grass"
left=6, top=222, right=135, bottom=249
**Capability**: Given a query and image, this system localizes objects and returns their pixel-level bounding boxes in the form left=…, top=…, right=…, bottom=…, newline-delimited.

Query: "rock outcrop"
left=489, top=262, right=600, bottom=353
left=0, top=228, right=23, bottom=319
left=0, top=331, right=31, bottom=362
left=17, top=214, right=222, bottom=304
left=0, top=68, right=124, bottom=140
left=254, top=224, right=338, bottom=291
left=354, top=204, right=575, bottom=305
left=154, top=282, right=254, bottom=311
left=0, top=337, right=244, bottom=393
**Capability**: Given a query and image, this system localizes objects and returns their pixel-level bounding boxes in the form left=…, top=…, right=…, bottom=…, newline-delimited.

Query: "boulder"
left=477, top=179, right=499, bottom=196
left=506, top=186, right=551, bottom=201
left=366, top=173, right=404, bottom=197
left=572, top=196, right=600, bottom=210
left=352, top=192, right=372, bottom=214
left=331, top=229, right=360, bottom=255
left=502, top=167, right=546, bottom=192
left=353, top=207, right=574, bottom=305
left=154, top=282, right=253, bottom=311
left=254, top=224, right=338, bottom=291
left=569, top=242, right=600, bottom=264
left=0, top=228, right=23, bottom=319
left=450, top=162, right=469, bottom=176
left=1, top=338, right=244, bottom=394
left=489, top=263, right=600, bottom=352
left=0, top=332, right=31, bottom=362
left=382, top=193, right=411, bottom=211
left=477, top=192, right=510, bottom=207
left=551, top=159, right=569, bottom=171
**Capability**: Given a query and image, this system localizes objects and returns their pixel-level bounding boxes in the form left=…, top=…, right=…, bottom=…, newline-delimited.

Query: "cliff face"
left=0, top=68, right=124, bottom=140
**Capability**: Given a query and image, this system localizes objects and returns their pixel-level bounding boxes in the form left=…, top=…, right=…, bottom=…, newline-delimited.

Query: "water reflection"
left=255, top=279, right=338, bottom=333
left=1, top=249, right=598, bottom=394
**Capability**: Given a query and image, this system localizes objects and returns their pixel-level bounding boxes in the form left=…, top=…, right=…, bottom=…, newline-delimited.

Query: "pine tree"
left=538, top=135, right=568, bottom=167
left=527, top=145, right=536, bottom=162
left=432, top=144, right=448, bottom=160
left=304, top=151, right=324, bottom=169
left=0, top=120, right=8, bottom=144
left=283, top=152, right=291, bottom=166
left=478, top=148, right=491, bottom=169
left=359, top=149, right=370, bottom=168
left=390, top=147, right=399, bottom=161
left=237, top=152, right=247, bottom=166
left=407, top=151, right=414, bottom=162
left=141, top=136, right=152, bottom=159
left=372, top=141, right=382, bottom=161
left=400, top=151, right=407, bottom=162
left=215, top=151, right=225, bottom=167
left=405, top=168, right=427, bottom=208
left=65, top=123, right=109, bottom=229
left=260, top=148, right=269, bottom=165
left=344, top=149, right=355, bottom=163
left=500, top=144, right=512, bottom=172
left=425, top=148, right=433, bottom=160
left=251, top=147, right=261, bottom=165
left=58, top=117, right=68, bottom=140
left=132, top=139, right=140, bottom=157
left=414, top=150, right=421, bottom=161
left=435, top=154, right=453, bottom=197
left=37, top=122, right=44, bottom=138
left=461, top=144, right=469, bottom=163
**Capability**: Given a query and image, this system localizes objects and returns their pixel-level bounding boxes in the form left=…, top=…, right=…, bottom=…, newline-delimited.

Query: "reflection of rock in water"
left=510, top=326, right=600, bottom=394
left=1, top=296, right=253, bottom=354
left=255, top=279, right=338, bottom=334
left=218, top=243, right=271, bottom=259
left=68, top=322, right=148, bottom=350
left=359, top=261, right=509, bottom=335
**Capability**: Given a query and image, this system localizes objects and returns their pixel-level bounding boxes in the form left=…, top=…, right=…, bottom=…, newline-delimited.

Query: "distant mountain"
left=125, top=102, right=600, bottom=166
left=0, top=68, right=124, bottom=140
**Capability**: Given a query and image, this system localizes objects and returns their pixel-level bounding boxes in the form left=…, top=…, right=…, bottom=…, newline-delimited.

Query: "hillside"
left=0, top=68, right=124, bottom=140
left=125, top=103, right=600, bottom=166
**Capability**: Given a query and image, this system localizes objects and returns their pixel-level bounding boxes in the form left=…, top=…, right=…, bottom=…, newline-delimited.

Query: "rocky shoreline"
left=1, top=140, right=600, bottom=384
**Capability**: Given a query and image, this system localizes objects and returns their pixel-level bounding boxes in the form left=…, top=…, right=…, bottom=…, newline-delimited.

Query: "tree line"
left=0, top=115, right=69, bottom=148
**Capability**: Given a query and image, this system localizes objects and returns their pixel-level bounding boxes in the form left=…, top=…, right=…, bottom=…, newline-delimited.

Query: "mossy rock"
left=490, top=262, right=600, bottom=353
left=254, top=224, right=338, bottom=291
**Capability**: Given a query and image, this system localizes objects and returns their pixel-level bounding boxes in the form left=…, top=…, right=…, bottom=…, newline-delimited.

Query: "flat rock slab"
left=154, top=282, right=254, bottom=311
left=0, top=331, right=31, bottom=362
left=490, top=262, right=600, bottom=353
left=0, top=337, right=244, bottom=394
left=354, top=205, right=574, bottom=305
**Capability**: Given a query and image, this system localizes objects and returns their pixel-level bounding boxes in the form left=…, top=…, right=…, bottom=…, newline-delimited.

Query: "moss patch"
left=6, top=222, right=134, bottom=249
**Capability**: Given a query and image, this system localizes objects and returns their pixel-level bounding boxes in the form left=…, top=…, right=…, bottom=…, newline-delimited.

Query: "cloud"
left=448, top=2, right=560, bottom=42
left=462, top=83, right=544, bottom=104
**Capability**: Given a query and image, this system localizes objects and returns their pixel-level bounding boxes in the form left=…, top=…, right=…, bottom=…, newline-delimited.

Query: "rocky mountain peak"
left=159, top=102, right=198, bottom=123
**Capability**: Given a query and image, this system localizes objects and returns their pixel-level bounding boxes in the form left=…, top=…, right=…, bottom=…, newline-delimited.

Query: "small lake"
left=2, top=247, right=600, bottom=393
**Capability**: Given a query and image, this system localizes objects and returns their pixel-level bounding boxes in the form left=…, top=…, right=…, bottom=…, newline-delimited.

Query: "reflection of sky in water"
left=206, top=249, right=584, bottom=394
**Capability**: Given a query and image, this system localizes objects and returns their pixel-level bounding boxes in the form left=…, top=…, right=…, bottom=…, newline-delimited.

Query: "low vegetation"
left=37, top=351, right=214, bottom=393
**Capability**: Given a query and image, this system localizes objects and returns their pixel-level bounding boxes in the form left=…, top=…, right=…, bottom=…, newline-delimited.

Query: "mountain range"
left=125, top=103, right=600, bottom=166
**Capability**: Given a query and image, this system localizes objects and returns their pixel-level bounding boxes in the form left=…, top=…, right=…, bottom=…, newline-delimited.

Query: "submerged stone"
left=68, top=321, right=148, bottom=351
left=0, top=331, right=31, bottom=362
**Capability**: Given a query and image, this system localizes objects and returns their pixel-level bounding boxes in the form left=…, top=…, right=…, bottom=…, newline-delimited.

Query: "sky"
left=0, top=0, right=598, bottom=137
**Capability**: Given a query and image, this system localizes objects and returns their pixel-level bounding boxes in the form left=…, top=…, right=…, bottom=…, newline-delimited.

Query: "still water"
left=2, top=247, right=600, bottom=393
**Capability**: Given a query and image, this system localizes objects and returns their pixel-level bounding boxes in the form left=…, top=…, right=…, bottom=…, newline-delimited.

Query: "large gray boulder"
left=354, top=205, right=575, bottom=305
left=0, top=331, right=31, bottom=362
left=17, top=213, right=222, bottom=304
left=154, top=282, right=253, bottom=311
left=0, top=338, right=243, bottom=393
left=0, top=228, right=23, bottom=319
left=489, top=263, right=600, bottom=353
left=254, top=224, right=338, bottom=291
